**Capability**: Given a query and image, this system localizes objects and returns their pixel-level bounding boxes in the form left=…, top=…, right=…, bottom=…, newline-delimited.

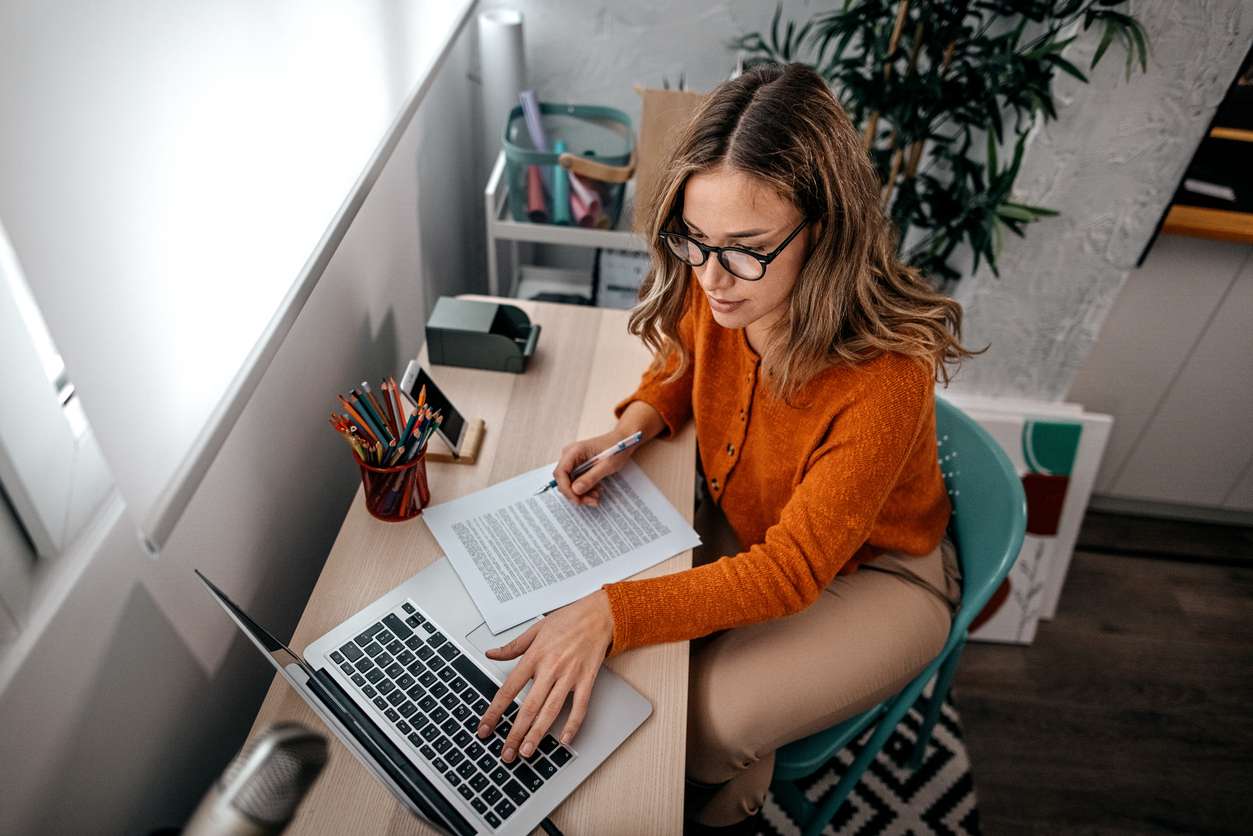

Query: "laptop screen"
left=194, top=569, right=315, bottom=680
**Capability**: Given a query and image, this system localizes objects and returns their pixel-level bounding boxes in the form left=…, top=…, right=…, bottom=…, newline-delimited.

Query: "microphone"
left=184, top=723, right=328, bottom=836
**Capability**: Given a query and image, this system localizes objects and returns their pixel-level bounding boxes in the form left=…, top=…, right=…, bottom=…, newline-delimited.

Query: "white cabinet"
left=1067, top=234, right=1253, bottom=519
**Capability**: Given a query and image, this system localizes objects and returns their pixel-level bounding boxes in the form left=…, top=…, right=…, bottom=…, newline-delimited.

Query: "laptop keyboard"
left=327, top=601, right=575, bottom=830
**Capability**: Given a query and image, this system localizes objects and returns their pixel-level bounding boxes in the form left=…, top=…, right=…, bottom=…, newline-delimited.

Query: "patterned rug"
left=757, top=682, right=981, bottom=836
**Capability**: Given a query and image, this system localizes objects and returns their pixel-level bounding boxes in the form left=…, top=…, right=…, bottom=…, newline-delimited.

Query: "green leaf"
left=1091, top=19, right=1116, bottom=69
left=988, top=99, right=1004, bottom=141
left=1122, top=27, right=1135, bottom=80
left=1003, top=201, right=1060, bottom=218
left=1049, top=54, right=1088, bottom=83
left=997, top=204, right=1036, bottom=222
left=1128, top=19, right=1149, bottom=72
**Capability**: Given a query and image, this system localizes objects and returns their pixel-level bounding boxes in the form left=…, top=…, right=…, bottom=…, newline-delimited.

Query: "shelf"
left=1161, top=204, right=1253, bottom=245
left=1210, top=126, right=1253, bottom=143
left=484, top=152, right=648, bottom=253
left=511, top=264, right=592, bottom=302
left=489, top=212, right=649, bottom=251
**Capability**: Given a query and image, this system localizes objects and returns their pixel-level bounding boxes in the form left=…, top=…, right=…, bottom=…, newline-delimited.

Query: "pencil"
left=392, top=381, right=408, bottom=437
left=399, top=412, right=417, bottom=449
left=330, top=414, right=373, bottom=463
left=385, top=444, right=407, bottom=466
left=388, top=376, right=406, bottom=427
left=353, top=388, right=393, bottom=445
left=377, top=380, right=394, bottom=437
left=338, top=396, right=381, bottom=447
left=385, top=379, right=403, bottom=436
left=361, top=382, right=395, bottom=440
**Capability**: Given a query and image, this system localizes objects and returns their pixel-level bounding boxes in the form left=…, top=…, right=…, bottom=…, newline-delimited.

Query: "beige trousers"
left=684, top=497, right=962, bottom=826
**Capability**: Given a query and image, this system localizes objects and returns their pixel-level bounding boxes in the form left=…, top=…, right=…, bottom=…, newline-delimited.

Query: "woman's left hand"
left=476, top=589, right=615, bottom=763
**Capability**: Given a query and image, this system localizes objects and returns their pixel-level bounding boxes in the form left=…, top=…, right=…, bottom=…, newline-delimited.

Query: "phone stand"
left=425, top=418, right=485, bottom=465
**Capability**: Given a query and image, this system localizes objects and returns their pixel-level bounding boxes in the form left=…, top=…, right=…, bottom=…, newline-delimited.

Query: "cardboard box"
left=632, top=87, right=707, bottom=232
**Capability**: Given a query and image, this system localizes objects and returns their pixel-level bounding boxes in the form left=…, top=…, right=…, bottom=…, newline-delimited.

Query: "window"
left=0, top=220, right=113, bottom=631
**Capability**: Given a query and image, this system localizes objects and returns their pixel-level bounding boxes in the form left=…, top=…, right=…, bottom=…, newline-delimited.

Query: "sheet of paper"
left=422, top=459, right=701, bottom=633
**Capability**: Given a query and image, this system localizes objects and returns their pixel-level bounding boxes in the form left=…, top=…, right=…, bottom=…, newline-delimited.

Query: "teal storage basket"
left=502, top=102, right=636, bottom=229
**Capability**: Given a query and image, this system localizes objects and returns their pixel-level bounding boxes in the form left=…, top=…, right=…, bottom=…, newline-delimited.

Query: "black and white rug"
left=758, top=683, right=981, bottom=836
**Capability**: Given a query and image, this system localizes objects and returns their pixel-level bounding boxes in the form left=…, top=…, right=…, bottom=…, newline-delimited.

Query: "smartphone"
left=400, top=361, right=467, bottom=456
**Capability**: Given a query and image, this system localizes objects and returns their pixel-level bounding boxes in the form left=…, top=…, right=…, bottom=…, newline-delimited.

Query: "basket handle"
left=558, top=148, right=636, bottom=184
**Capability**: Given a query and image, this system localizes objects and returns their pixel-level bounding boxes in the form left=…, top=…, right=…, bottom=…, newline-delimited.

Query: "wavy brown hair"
left=629, top=62, right=980, bottom=403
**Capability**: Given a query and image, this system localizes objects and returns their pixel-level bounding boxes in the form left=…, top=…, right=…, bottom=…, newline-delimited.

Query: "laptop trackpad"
left=465, top=618, right=538, bottom=680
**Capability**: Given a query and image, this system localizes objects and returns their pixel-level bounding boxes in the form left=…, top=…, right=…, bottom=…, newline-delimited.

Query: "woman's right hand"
left=554, top=429, right=642, bottom=507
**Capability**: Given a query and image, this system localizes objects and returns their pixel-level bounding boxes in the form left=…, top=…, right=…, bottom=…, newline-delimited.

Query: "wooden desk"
left=247, top=298, right=696, bottom=834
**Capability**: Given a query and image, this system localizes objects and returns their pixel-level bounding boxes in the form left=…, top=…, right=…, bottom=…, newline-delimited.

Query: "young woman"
left=473, top=62, right=977, bottom=831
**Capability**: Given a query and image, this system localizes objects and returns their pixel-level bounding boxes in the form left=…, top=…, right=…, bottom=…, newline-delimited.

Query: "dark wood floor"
left=955, top=512, right=1253, bottom=835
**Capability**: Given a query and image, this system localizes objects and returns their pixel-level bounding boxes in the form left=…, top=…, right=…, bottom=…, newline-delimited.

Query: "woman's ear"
left=803, top=218, right=824, bottom=257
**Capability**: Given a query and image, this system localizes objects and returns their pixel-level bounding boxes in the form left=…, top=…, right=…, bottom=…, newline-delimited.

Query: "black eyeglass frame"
left=658, top=216, right=810, bottom=281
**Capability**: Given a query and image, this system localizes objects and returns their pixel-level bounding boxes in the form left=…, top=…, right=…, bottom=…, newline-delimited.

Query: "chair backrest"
left=934, top=396, right=1027, bottom=638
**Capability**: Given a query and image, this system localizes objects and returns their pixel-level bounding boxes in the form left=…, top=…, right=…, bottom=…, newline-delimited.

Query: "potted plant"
left=735, top=0, right=1149, bottom=287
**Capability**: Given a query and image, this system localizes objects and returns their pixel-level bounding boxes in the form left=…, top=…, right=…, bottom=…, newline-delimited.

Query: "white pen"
left=535, top=431, right=645, bottom=495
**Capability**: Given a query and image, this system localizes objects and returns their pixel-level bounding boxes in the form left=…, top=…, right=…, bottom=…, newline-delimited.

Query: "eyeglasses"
left=659, top=217, right=809, bottom=281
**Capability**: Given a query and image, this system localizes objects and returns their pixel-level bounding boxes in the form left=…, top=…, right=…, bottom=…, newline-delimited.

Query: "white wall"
left=483, top=0, right=1249, bottom=403
left=0, top=20, right=483, bottom=835
left=1068, top=234, right=1253, bottom=515
left=479, top=0, right=817, bottom=121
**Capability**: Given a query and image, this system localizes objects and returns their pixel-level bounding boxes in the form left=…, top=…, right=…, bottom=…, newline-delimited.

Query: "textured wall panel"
left=947, top=0, right=1249, bottom=399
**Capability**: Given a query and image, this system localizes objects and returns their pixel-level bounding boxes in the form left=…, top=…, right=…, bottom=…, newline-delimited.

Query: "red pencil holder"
left=354, top=449, right=431, bottom=522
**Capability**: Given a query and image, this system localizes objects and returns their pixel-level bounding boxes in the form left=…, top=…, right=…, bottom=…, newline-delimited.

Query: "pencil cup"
left=355, top=450, right=431, bottom=522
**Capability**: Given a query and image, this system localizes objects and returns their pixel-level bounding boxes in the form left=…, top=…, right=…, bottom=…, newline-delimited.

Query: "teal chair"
left=769, top=395, right=1027, bottom=835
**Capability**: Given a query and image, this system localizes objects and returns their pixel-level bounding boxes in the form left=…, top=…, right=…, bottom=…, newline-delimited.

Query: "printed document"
left=422, top=459, right=701, bottom=633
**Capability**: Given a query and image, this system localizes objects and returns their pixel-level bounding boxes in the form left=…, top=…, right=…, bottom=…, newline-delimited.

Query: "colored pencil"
left=352, top=387, right=388, bottom=443
left=387, top=377, right=406, bottom=427
left=378, top=380, right=396, bottom=438
left=330, top=374, right=445, bottom=474
left=361, top=382, right=395, bottom=440
left=386, top=379, right=404, bottom=436
left=338, top=396, right=381, bottom=446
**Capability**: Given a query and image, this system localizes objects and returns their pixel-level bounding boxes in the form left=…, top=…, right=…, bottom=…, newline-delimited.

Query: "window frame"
left=0, top=219, right=113, bottom=633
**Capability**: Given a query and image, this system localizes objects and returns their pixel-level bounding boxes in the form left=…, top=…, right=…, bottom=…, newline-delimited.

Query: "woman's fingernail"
left=573, top=481, right=585, bottom=493
left=520, top=741, right=534, bottom=757
left=560, top=733, right=571, bottom=745
left=503, top=746, right=515, bottom=761
left=477, top=723, right=489, bottom=737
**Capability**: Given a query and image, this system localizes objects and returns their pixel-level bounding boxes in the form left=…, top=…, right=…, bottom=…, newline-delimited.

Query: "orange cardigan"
left=600, top=274, right=951, bottom=657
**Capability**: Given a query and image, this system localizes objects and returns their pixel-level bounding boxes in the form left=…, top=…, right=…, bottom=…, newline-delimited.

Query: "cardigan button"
left=738, top=409, right=746, bottom=421
left=710, top=477, right=719, bottom=490
left=726, top=443, right=735, bottom=456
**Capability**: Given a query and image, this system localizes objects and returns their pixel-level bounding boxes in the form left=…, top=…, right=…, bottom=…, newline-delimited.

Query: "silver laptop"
left=197, top=556, right=651, bottom=835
